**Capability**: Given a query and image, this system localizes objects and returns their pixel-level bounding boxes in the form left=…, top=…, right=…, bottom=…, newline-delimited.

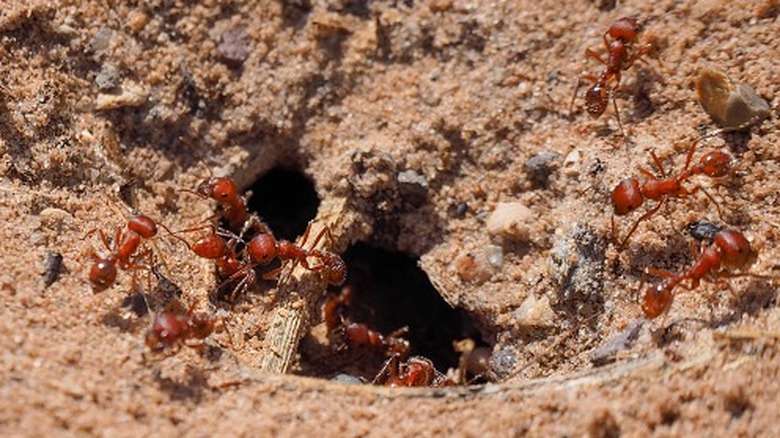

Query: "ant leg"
left=611, top=215, right=620, bottom=245
left=569, top=75, right=598, bottom=116
left=623, top=45, right=653, bottom=71
left=637, top=165, right=657, bottom=179
left=649, top=151, right=668, bottom=177
left=644, top=267, right=677, bottom=279
left=372, top=354, right=400, bottom=385
left=166, top=222, right=217, bottom=245
left=585, top=48, right=607, bottom=66
left=610, top=88, right=627, bottom=140
left=219, top=317, right=236, bottom=349
left=126, top=249, right=154, bottom=292
left=693, top=186, right=725, bottom=222
left=225, top=267, right=255, bottom=302
left=618, top=200, right=665, bottom=249
left=89, top=227, right=120, bottom=253
left=308, top=226, right=331, bottom=252
left=682, top=137, right=701, bottom=171
left=262, top=265, right=284, bottom=282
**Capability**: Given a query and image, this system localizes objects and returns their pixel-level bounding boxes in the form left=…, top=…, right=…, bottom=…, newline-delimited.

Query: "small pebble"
left=523, top=151, right=559, bottom=188
left=696, top=67, right=771, bottom=130
left=95, top=65, right=120, bottom=91
left=332, top=374, right=364, bottom=384
left=484, top=244, right=503, bottom=269
left=486, top=202, right=534, bottom=241
left=513, top=294, right=556, bottom=327
left=42, top=251, right=64, bottom=288
left=562, top=149, right=582, bottom=178
left=89, top=27, right=112, bottom=54
left=127, top=10, right=149, bottom=33
left=217, top=25, right=251, bottom=68
left=96, top=83, right=148, bottom=110
left=456, top=254, right=479, bottom=282
left=397, top=169, right=428, bottom=207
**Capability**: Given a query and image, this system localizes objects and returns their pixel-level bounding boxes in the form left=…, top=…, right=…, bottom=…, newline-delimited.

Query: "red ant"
left=324, top=285, right=354, bottom=332
left=611, top=137, right=732, bottom=248
left=373, top=355, right=454, bottom=387
left=570, top=16, right=653, bottom=137
left=335, top=323, right=411, bottom=358
left=177, top=225, right=258, bottom=301
left=145, top=299, right=230, bottom=352
left=86, top=214, right=186, bottom=293
left=245, top=222, right=347, bottom=287
left=187, top=226, right=246, bottom=280
left=183, top=176, right=269, bottom=236
left=323, top=286, right=410, bottom=357
left=640, top=228, right=765, bottom=319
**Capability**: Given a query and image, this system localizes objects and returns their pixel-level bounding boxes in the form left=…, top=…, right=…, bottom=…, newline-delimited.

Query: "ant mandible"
left=611, top=137, right=732, bottom=248
left=86, top=214, right=186, bottom=293
left=641, top=228, right=762, bottom=319
left=570, top=16, right=653, bottom=137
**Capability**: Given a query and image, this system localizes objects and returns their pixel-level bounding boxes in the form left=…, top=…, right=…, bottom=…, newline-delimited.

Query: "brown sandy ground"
left=1, top=0, right=779, bottom=436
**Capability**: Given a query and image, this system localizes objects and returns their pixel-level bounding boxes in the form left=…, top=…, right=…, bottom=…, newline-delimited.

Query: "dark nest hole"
left=299, top=243, right=489, bottom=383
left=242, top=166, right=489, bottom=384
left=246, top=166, right=320, bottom=241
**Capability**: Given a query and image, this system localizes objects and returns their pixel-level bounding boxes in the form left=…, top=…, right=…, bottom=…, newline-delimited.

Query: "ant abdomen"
left=585, top=84, right=609, bottom=117
left=89, top=258, right=118, bottom=293
left=611, top=178, right=644, bottom=215
left=714, top=229, right=754, bottom=269
left=697, top=152, right=732, bottom=177
left=642, top=282, right=673, bottom=320
left=127, top=215, right=158, bottom=239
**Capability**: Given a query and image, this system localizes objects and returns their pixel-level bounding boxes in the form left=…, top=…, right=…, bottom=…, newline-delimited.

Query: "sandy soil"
left=1, top=0, right=779, bottom=436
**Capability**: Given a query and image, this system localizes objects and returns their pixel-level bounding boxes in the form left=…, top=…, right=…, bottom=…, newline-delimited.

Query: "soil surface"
left=2, top=0, right=780, bottom=436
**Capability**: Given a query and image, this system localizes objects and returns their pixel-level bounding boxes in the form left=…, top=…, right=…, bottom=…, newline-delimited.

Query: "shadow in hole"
left=246, top=167, right=319, bottom=241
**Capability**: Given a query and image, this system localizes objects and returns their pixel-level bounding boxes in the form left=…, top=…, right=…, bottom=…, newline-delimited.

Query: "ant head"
left=210, top=177, right=239, bottom=203
left=611, top=178, right=644, bottom=215
left=127, top=215, right=158, bottom=239
left=699, top=151, right=732, bottom=177
left=609, top=16, right=643, bottom=42
left=405, top=357, right=436, bottom=386
left=89, top=259, right=117, bottom=293
left=641, top=282, right=672, bottom=319
left=247, top=234, right=277, bottom=264
left=195, top=177, right=237, bottom=202
left=715, top=229, right=757, bottom=270
left=584, top=84, right=609, bottom=118
left=325, top=256, right=347, bottom=286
